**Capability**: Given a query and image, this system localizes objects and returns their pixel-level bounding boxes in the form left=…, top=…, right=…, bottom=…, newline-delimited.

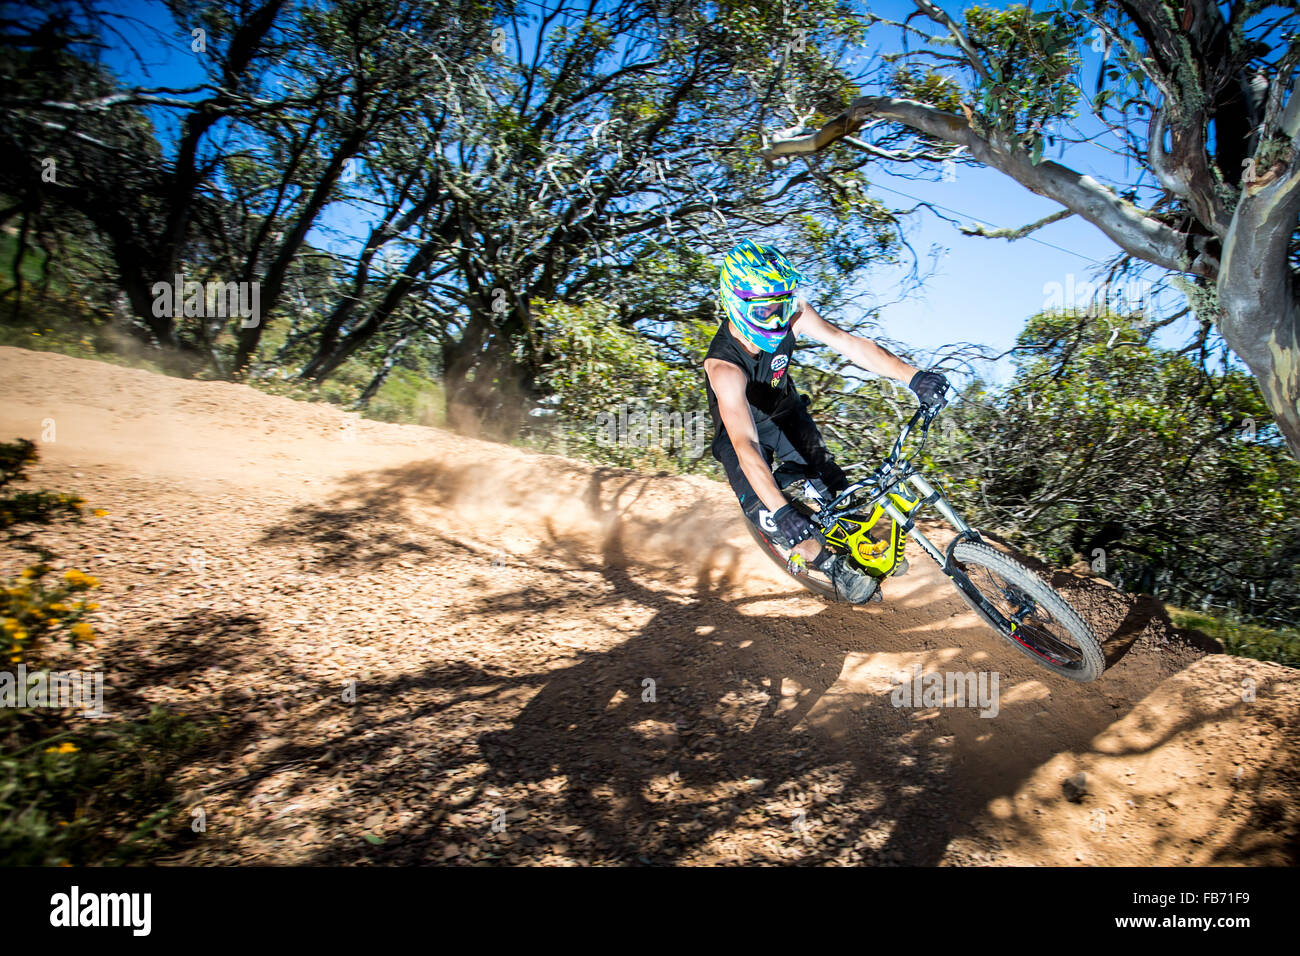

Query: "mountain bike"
left=744, top=399, right=1106, bottom=682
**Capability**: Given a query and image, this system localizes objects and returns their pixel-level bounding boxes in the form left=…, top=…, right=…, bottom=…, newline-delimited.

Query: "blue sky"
left=93, top=0, right=1196, bottom=384
left=851, top=1, right=1191, bottom=379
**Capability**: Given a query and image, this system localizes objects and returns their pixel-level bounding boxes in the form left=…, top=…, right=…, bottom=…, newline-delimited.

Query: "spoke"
left=969, top=566, right=1081, bottom=664
left=1014, top=619, right=1083, bottom=663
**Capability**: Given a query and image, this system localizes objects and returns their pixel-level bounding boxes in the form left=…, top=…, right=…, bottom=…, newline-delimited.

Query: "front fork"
left=878, top=473, right=974, bottom=571
left=891, top=475, right=1028, bottom=631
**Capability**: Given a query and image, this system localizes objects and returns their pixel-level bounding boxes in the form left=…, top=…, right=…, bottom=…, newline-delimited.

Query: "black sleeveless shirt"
left=703, top=320, right=797, bottom=440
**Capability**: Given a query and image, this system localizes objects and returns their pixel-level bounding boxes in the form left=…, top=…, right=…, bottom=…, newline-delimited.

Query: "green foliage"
left=522, top=301, right=715, bottom=472
left=0, top=439, right=86, bottom=533
left=1168, top=608, right=1300, bottom=668
left=0, top=442, right=203, bottom=865
left=368, top=367, right=446, bottom=426
left=0, top=705, right=207, bottom=865
left=1, top=439, right=105, bottom=659
left=891, top=67, right=965, bottom=112
left=927, top=311, right=1300, bottom=634
left=963, top=3, right=1082, bottom=156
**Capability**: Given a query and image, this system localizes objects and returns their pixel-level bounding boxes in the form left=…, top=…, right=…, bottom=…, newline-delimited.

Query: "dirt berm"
left=1, top=346, right=1296, bottom=865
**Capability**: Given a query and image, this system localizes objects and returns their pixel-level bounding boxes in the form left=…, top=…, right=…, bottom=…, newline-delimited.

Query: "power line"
left=866, top=179, right=1104, bottom=265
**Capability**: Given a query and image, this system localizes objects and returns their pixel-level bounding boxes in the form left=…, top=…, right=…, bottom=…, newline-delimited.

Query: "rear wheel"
left=950, top=541, right=1105, bottom=682
left=742, top=507, right=839, bottom=601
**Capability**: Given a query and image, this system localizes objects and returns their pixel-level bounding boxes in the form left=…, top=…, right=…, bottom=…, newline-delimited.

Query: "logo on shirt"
left=769, top=353, right=789, bottom=386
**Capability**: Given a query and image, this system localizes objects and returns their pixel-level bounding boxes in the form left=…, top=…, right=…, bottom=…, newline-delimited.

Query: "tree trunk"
left=232, top=129, right=368, bottom=374
left=440, top=310, right=536, bottom=440
left=300, top=237, right=443, bottom=382
left=1217, top=162, right=1300, bottom=458
left=355, top=330, right=410, bottom=407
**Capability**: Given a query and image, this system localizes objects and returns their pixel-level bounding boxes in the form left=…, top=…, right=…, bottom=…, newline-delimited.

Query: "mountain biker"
left=704, top=238, right=950, bottom=604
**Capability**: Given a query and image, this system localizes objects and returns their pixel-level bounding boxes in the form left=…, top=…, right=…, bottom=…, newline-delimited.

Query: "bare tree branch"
left=959, top=207, right=1074, bottom=239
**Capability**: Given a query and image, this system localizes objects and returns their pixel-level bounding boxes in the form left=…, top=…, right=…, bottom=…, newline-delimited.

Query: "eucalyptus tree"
left=765, top=0, right=1300, bottom=458
left=371, top=0, right=930, bottom=434
left=0, top=0, right=493, bottom=369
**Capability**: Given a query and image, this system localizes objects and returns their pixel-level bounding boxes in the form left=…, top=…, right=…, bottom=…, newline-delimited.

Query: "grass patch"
left=1167, top=607, right=1300, bottom=668
left=367, top=367, right=445, bottom=426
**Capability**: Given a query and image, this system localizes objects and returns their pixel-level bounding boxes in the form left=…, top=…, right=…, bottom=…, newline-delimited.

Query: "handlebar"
left=815, top=394, right=947, bottom=522
left=888, top=391, right=946, bottom=465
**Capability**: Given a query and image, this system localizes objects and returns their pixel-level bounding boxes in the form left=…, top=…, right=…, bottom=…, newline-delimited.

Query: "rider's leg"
left=714, top=428, right=829, bottom=565
left=720, top=433, right=879, bottom=603
left=764, top=396, right=882, bottom=603
left=770, top=391, right=849, bottom=497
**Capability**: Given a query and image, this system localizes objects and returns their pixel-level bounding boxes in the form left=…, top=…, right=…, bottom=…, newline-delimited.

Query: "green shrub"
left=0, top=439, right=205, bottom=864
left=1168, top=608, right=1300, bottom=668
left=0, top=706, right=207, bottom=865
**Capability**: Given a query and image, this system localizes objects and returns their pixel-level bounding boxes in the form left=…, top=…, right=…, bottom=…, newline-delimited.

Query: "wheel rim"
left=962, top=564, right=1085, bottom=668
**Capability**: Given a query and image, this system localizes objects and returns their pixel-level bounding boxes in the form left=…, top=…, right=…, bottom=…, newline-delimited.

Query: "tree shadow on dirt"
left=239, top=463, right=1211, bottom=865
left=208, top=455, right=1257, bottom=866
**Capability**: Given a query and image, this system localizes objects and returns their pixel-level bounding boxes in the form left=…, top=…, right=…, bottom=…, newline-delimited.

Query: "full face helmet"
left=718, top=239, right=808, bottom=352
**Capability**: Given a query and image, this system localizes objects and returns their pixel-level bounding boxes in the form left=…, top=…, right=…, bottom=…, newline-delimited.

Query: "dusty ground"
left=1, top=346, right=1296, bottom=866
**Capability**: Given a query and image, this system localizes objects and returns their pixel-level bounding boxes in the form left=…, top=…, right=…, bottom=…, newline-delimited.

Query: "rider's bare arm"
left=705, top=357, right=792, bottom=515
left=791, top=300, right=919, bottom=384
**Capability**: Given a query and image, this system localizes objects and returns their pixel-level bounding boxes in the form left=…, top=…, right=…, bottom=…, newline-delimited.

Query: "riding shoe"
left=822, top=554, right=882, bottom=604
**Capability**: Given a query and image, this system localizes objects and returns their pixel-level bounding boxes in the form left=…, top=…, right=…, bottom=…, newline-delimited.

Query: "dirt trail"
left=2, top=346, right=1296, bottom=866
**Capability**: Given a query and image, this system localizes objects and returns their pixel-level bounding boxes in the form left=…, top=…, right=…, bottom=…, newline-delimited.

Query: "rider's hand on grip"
left=909, top=369, right=950, bottom=411
left=771, top=503, right=816, bottom=550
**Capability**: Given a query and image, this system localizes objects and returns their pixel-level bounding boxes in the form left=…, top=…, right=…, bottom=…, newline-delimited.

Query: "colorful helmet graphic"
left=718, top=239, right=808, bottom=352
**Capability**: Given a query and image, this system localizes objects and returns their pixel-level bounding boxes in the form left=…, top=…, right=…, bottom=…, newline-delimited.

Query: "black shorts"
left=712, top=390, right=848, bottom=520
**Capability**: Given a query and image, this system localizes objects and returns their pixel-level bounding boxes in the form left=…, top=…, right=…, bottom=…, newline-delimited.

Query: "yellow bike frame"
left=821, top=487, right=921, bottom=578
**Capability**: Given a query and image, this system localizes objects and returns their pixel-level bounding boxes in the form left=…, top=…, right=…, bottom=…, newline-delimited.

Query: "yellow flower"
left=92, top=509, right=108, bottom=517
left=19, top=568, right=35, bottom=580
left=45, top=742, right=79, bottom=755
left=47, top=603, right=68, bottom=614
left=63, top=569, right=100, bottom=589
left=70, top=622, right=94, bottom=641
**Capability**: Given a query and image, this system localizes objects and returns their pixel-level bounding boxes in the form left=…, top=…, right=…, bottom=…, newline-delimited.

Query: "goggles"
left=734, top=292, right=797, bottom=329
